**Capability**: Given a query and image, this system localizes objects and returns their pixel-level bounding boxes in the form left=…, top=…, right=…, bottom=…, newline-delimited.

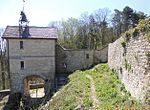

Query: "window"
left=86, top=54, right=89, bottom=59
left=20, top=41, right=23, bottom=49
left=20, top=61, right=24, bottom=69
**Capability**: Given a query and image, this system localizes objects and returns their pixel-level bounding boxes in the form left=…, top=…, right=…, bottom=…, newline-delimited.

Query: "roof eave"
left=2, top=36, right=57, bottom=40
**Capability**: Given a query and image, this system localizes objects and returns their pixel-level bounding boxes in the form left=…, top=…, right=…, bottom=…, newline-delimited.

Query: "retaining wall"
left=108, top=33, right=150, bottom=104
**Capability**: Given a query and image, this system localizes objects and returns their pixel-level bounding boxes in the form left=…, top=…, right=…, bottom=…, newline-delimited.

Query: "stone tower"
left=2, top=10, right=58, bottom=97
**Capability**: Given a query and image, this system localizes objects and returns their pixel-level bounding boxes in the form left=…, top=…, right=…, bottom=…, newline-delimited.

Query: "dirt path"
left=86, top=74, right=100, bottom=108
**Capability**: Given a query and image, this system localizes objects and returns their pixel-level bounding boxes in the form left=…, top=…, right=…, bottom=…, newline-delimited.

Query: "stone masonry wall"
left=108, top=33, right=150, bottom=104
left=56, top=45, right=108, bottom=74
left=0, top=55, right=9, bottom=90
left=8, top=39, right=56, bottom=93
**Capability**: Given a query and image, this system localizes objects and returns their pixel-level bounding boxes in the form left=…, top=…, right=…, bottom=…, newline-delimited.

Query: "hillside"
left=49, top=64, right=143, bottom=110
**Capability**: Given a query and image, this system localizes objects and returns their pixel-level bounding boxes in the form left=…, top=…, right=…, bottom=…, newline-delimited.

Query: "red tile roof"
left=2, top=26, right=58, bottom=39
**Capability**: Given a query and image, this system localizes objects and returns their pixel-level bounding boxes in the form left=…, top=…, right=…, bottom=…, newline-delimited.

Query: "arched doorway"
left=23, top=75, right=45, bottom=98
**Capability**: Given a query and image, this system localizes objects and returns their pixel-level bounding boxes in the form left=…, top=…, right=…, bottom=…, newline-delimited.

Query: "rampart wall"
left=108, top=32, right=150, bottom=104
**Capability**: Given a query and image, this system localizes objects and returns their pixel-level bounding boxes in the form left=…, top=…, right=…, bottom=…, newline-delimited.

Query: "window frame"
left=20, top=41, right=24, bottom=49
left=86, top=53, right=89, bottom=59
left=20, top=61, right=24, bottom=70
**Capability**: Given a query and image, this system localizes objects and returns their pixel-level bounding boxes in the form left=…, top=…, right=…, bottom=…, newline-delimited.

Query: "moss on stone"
left=121, top=41, right=126, bottom=48
left=132, top=28, right=139, bottom=37
left=147, top=32, right=150, bottom=42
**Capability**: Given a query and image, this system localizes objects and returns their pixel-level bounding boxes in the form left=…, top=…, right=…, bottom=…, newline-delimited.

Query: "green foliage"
left=125, top=32, right=131, bottom=41
left=118, top=17, right=150, bottom=45
left=138, top=19, right=149, bottom=29
left=121, top=41, right=126, bottom=48
left=146, top=97, right=150, bottom=103
left=88, top=65, right=143, bottom=109
left=83, top=98, right=92, bottom=107
left=135, top=18, right=150, bottom=42
left=147, top=32, right=150, bottom=42
left=85, top=64, right=141, bottom=109
left=49, top=64, right=142, bottom=109
left=121, top=27, right=140, bottom=44
left=48, top=70, right=91, bottom=110
left=49, top=6, right=147, bottom=49
left=132, top=28, right=139, bottom=37
left=124, top=59, right=132, bottom=71
left=112, top=6, right=146, bottom=38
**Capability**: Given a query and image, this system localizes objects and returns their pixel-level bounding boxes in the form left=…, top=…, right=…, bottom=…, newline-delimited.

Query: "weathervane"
left=23, top=0, right=25, bottom=12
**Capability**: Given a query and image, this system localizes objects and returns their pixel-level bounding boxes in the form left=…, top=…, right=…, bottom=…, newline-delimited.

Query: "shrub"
left=147, top=32, right=150, bottom=42
left=125, top=32, right=131, bottom=41
left=121, top=41, right=126, bottom=48
left=138, top=19, right=148, bottom=29
left=132, top=28, right=139, bottom=37
left=137, top=18, right=150, bottom=42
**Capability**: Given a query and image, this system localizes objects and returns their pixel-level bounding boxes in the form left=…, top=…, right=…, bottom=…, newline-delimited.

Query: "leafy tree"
left=131, top=11, right=147, bottom=27
left=112, top=9, right=123, bottom=37
left=122, top=6, right=134, bottom=31
left=112, top=6, right=147, bottom=38
left=49, top=6, right=147, bottom=49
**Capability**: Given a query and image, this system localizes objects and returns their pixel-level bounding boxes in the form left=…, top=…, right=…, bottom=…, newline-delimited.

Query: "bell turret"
left=19, top=0, right=30, bottom=38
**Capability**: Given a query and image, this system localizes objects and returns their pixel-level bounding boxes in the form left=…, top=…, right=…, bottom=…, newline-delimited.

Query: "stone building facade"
left=3, top=26, right=57, bottom=95
left=108, top=33, right=150, bottom=104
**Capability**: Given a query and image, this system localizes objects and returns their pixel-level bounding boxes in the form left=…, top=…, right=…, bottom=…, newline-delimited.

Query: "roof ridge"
left=6, top=25, right=56, bottom=29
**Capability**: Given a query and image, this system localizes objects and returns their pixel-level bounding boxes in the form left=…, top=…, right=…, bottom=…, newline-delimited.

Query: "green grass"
left=86, top=64, right=142, bottom=109
left=49, top=64, right=143, bottom=110
left=48, top=70, right=91, bottom=110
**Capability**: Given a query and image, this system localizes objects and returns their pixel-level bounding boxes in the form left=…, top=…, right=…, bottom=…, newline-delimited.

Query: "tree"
left=58, top=18, right=81, bottom=49
left=112, top=9, right=123, bottom=37
left=93, top=8, right=111, bottom=47
left=131, top=11, right=147, bottom=27
left=122, top=6, right=134, bottom=31
left=112, top=6, right=147, bottom=38
left=48, top=6, right=147, bottom=49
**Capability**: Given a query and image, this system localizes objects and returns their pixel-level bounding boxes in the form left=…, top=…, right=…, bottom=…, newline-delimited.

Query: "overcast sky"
left=0, top=0, right=150, bottom=28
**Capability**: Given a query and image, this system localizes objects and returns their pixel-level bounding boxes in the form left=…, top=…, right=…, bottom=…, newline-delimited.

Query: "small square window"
left=20, top=61, right=24, bottom=69
left=86, top=54, right=89, bottom=59
left=20, top=41, right=23, bottom=49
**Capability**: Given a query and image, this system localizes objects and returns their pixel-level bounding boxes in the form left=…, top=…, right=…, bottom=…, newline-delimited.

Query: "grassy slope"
left=49, top=64, right=142, bottom=110
left=49, top=71, right=92, bottom=110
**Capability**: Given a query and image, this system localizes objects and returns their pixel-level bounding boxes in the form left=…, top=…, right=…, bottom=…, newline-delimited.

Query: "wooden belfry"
left=19, top=0, right=30, bottom=38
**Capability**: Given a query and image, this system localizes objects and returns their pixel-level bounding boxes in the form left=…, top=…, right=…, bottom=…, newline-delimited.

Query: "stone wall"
left=0, top=54, right=9, bottom=90
left=108, top=33, right=150, bottom=104
left=7, top=39, right=56, bottom=93
left=56, top=45, right=108, bottom=74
